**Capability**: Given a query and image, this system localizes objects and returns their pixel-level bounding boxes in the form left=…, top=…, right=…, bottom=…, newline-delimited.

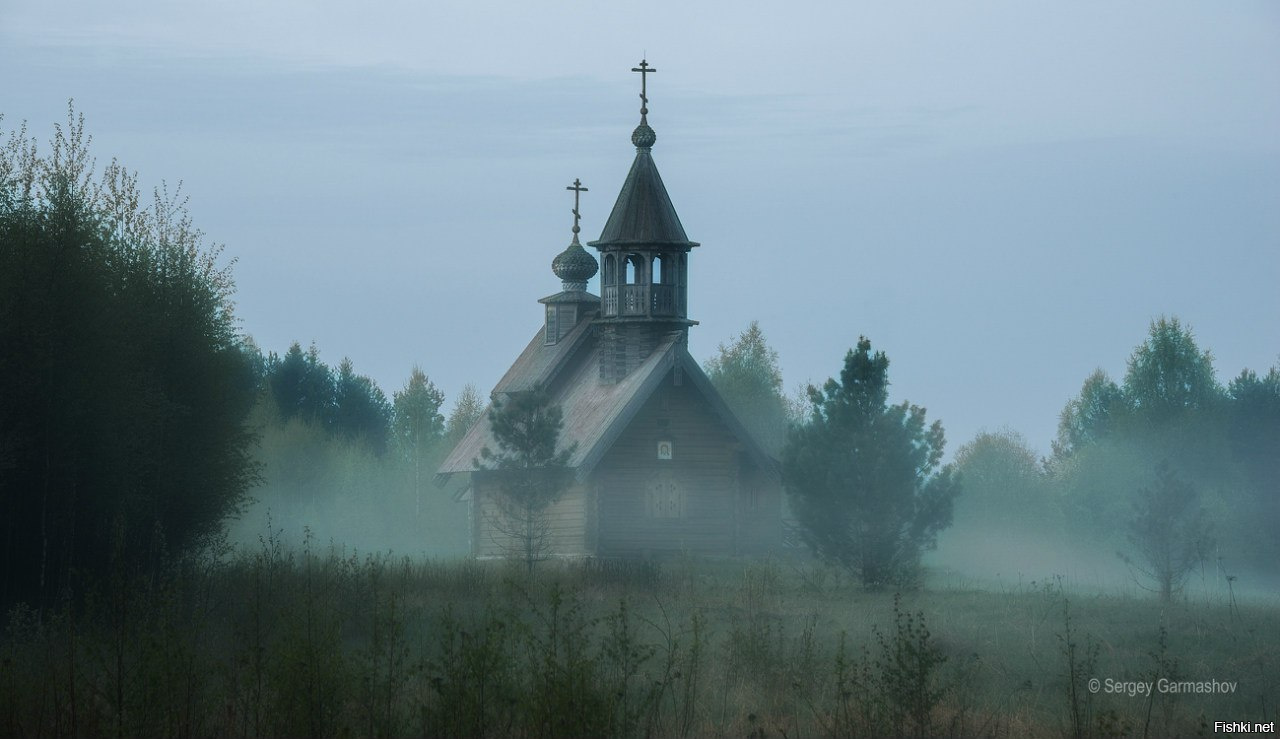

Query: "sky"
left=3, top=1, right=1278, bottom=458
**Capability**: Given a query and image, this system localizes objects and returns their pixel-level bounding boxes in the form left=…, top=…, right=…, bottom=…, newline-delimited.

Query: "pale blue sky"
left=3, top=1, right=1278, bottom=457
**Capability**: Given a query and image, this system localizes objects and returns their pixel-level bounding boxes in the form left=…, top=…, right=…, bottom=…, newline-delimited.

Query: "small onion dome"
left=552, top=241, right=598, bottom=288
left=631, top=122, right=656, bottom=149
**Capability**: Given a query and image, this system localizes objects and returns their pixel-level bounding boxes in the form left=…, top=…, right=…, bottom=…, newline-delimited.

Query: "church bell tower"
left=590, top=60, right=699, bottom=383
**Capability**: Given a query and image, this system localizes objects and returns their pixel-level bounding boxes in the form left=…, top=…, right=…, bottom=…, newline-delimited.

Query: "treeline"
left=707, top=319, right=1280, bottom=592
left=943, top=317, right=1279, bottom=587
left=231, top=341, right=480, bottom=556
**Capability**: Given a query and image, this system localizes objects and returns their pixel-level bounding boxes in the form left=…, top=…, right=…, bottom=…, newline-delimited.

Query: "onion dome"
left=631, top=122, right=656, bottom=149
left=553, top=177, right=598, bottom=291
left=552, top=241, right=598, bottom=290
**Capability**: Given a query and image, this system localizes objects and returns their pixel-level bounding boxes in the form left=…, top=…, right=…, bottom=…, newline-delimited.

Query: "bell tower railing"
left=601, top=283, right=680, bottom=318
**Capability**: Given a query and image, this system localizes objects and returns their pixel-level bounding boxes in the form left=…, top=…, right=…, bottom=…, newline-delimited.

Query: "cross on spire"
left=566, top=178, right=588, bottom=243
left=632, top=59, right=657, bottom=119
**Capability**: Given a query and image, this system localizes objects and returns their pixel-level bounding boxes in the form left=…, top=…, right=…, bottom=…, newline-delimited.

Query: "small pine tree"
left=392, top=366, right=446, bottom=516
left=475, top=387, right=575, bottom=571
left=783, top=337, right=960, bottom=586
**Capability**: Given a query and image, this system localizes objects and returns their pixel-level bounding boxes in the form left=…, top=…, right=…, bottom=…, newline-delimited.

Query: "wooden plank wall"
left=592, top=370, right=781, bottom=557
left=472, top=480, right=589, bottom=559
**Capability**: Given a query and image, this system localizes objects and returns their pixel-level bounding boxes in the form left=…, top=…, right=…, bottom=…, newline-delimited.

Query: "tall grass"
left=3, top=544, right=1276, bottom=737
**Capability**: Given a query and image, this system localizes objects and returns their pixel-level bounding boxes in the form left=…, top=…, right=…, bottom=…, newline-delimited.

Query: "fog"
left=930, top=523, right=1280, bottom=604
left=5, top=8, right=1278, bottom=734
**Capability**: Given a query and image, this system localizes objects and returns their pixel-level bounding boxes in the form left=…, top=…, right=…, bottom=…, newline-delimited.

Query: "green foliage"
left=445, top=382, right=485, bottom=446
left=1050, top=317, right=1274, bottom=569
left=1123, top=317, right=1223, bottom=424
left=1226, top=368, right=1280, bottom=564
left=392, top=366, right=446, bottom=520
left=333, top=357, right=392, bottom=454
left=1054, top=369, right=1124, bottom=459
left=3, top=554, right=1276, bottom=737
left=392, top=366, right=446, bottom=462
left=268, top=342, right=336, bottom=426
left=479, top=387, right=574, bottom=473
left=231, top=343, right=475, bottom=557
left=870, top=595, right=950, bottom=738
left=952, top=430, right=1056, bottom=530
left=0, top=105, right=257, bottom=606
left=783, top=337, right=960, bottom=586
left=477, top=387, right=576, bottom=571
left=1053, top=317, right=1224, bottom=461
left=705, top=320, right=789, bottom=454
left=821, top=598, right=962, bottom=739
left=263, top=343, right=392, bottom=454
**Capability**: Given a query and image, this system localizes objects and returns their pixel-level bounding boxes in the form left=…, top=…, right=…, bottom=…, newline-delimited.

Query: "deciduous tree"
left=0, top=106, right=257, bottom=604
left=1119, top=463, right=1213, bottom=601
left=445, top=383, right=485, bottom=446
left=1124, top=317, right=1222, bottom=424
left=952, top=430, right=1055, bottom=529
left=705, top=321, right=789, bottom=454
left=1053, top=369, right=1123, bottom=458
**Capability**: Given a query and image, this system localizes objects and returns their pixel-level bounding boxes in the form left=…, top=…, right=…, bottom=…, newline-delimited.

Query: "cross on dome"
left=632, top=59, right=656, bottom=118
left=630, top=59, right=658, bottom=149
left=566, top=177, right=588, bottom=244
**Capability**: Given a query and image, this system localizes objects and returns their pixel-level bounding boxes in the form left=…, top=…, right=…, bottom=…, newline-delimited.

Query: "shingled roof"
left=436, top=328, right=777, bottom=483
left=588, top=149, right=699, bottom=249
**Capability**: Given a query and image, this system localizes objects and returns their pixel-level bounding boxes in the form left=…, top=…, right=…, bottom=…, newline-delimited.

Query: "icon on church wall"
left=657, top=440, right=673, bottom=460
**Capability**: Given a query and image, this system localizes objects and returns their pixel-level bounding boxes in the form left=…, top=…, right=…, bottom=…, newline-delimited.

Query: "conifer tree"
left=783, top=337, right=959, bottom=586
left=476, top=387, right=574, bottom=572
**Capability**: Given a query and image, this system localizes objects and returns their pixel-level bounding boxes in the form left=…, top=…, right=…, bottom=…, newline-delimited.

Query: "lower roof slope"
left=436, top=328, right=777, bottom=482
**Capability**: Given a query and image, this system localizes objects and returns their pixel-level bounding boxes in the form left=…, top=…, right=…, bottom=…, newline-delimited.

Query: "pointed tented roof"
left=436, top=331, right=777, bottom=483
left=588, top=149, right=698, bottom=249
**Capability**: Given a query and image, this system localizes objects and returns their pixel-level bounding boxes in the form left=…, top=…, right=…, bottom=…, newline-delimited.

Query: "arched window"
left=654, top=254, right=673, bottom=284
left=625, top=254, right=644, bottom=284
left=602, top=254, right=617, bottom=285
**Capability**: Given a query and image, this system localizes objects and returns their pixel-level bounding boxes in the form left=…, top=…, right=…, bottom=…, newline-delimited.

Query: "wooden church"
left=437, top=62, right=782, bottom=558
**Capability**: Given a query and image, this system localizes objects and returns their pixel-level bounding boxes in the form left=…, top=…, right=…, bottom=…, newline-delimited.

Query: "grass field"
left=3, top=536, right=1276, bottom=738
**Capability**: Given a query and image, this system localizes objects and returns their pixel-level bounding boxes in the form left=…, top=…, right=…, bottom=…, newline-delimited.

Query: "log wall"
left=591, top=369, right=781, bottom=557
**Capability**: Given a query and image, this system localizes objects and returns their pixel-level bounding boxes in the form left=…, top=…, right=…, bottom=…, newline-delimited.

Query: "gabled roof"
left=436, top=328, right=778, bottom=482
left=588, top=149, right=699, bottom=249
left=490, top=315, right=594, bottom=395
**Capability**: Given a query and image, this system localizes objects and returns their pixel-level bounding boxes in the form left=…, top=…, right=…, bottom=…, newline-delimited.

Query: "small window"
left=603, top=254, right=617, bottom=285
left=657, top=440, right=673, bottom=460
left=544, top=305, right=557, bottom=344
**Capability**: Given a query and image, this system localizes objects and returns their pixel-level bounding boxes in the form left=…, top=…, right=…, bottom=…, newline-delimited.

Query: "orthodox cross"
left=566, top=178, right=587, bottom=242
left=632, top=59, right=657, bottom=116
